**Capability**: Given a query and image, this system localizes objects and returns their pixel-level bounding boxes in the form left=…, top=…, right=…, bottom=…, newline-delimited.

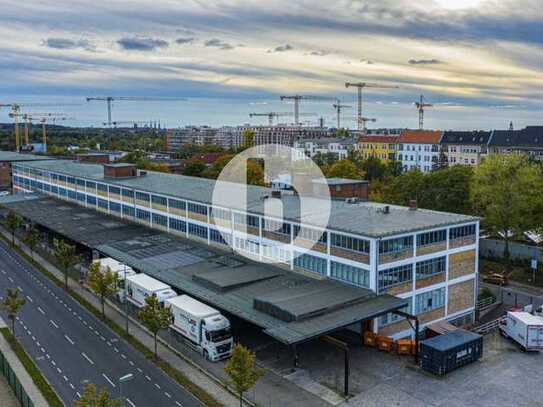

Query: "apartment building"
left=167, top=126, right=220, bottom=150
left=488, top=126, right=543, bottom=161
left=397, top=130, right=442, bottom=173
left=292, top=137, right=356, bottom=160
left=441, top=131, right=491, bottom=166
left=356, top=135, right=400, bottom=162
left=12, top=159, right=479, bottom=339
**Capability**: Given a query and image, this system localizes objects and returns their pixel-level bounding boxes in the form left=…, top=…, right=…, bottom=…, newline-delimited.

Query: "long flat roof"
left=16, top=160, right=477, bottom=238
left=0, top=151, right=56, bottom=162
left=0, top=194, right=408, bottom=345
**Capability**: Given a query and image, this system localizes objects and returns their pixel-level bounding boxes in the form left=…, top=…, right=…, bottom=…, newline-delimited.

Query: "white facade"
left=397, top=143, right=440, bottom=173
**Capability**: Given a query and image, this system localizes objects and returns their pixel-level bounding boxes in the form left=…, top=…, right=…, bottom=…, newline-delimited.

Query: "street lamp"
left=124, top=263, right=129, bottom=335
left=119, top=373, right=134, bottom=407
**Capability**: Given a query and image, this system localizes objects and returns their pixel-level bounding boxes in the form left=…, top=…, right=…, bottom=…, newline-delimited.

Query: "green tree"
left=5, top=211, right=21, bottom=247
left=86, top=262, right=118, bottom=319
left=335, top=128, right=350, bottom=138
left=326, top=159, right=364, bottom=180
left=1, top=288, right=25, bottom=335
left=182, top=158, right=206, bottom=177
left=361, top=157, right=387, bottom=181
left=22, top=225, right=40, bottom=260
left=53, top=239, right=79, bottom=289
left=73, top=383, right=121, bottom=407
left=138, top=294, right=172, bottom=359
left=246, top=160, right=265, bottom=186
left=224, top=343, right=264, bottom=407
left=241, top=129, right=255, bottom=150
left=471, top=154, right=543, bottom=268
left=202, top=154, right=234, bottom=179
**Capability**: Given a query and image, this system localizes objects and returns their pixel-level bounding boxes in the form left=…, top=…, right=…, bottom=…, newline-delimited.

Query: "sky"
left=1, top=0, right=543, bottom=130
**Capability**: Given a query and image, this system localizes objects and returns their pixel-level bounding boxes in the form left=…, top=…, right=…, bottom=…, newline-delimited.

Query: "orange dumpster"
left=396, top=339, right=412, bottom=355
left=377, top=335, right=394, bottom=352
left=363, top=331, right=376, bottom=347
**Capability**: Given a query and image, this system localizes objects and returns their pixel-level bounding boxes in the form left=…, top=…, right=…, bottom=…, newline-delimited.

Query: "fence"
left=480, top=239, right=541, bottom=262
left=0, top=349, right=34, bottom=407
left=473, top=316, right=505, bottom=335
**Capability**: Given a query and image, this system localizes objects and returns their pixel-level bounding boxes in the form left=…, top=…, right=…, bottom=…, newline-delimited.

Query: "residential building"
left=397, top=130, right=442, bottom=173
left=293, top=137, right=356, bottom=161
left=167, top=126, right=219, bottom=150
left=488, top=126, right=543, bottom=161
left=440, top=131, right=491, bottom=166
left=12, top=159, right=479, bottom=339
left=356, top=135, right=400, bottom=162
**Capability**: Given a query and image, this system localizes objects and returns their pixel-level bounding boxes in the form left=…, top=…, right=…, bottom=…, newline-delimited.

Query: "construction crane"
left=359, top=117, right=377, bottom=134
left=249, top=112, right=316, bottom=126
left=102, top=120, right=149, bottom=128
left=344, top=82, right=399, bottom=131
left=9, top=112, right=67, bottom=149
left=332, top=100, right=351, bottom=129
left=86, top=96, right=186, bottom=128
left=415, top=95, right=432, bottom=130
left=36, top=116, right=71, bottom=153
left=279, top=95, right=333, bottom=126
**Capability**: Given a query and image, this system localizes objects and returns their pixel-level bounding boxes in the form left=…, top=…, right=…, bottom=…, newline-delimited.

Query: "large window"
left=98, top=199, right=109, bottom=210
left=233, top=213, right=259, bottom=228
left=97, top=183, right=108, bottom=194
left=331, top=233, right=369, bottom=253
left=76, top=192, right=85, bottom=203
left=417, top=230, right=446, bottom=247
left=135, top=191, right=150, bottom=203
left=263, top=219, right=290, bottom=235
left=168, top=199, right=186, bottom=212
left=416, top=256, right=446, bottom=279
left=152, top=195, right=167, bottom=207
left=136, top=209, right=150, bottom=222
left=330, top=261, right=370, bottom=288
left=86, top=195, right=97, bottom=206
left=152, top=213, right=168, bottom=227
left=415, top=288, right=446, bottom=314
left=187, top=202, right=208, bottom=216
left=379, top=236, right=413, bottom=254
left=210, top=207, right=230, bottom=221
left=188, top=223, right=208, bottom=239
left=449, top=224, right=476, bottom=240
left=122, top=189, right=133, bottom=199
left=210, top=229, right=230, bottom=245
left=122, top=205, right=135, bottom=218
left=378, top=264, right=413, bottom=290
left=109, top=186, right=121, bottom=196
left=293, top=225, right=327, bottom=244
left=169, top=218, right=186, bottom=232
left=380, top=299, right=411, bottom=326
left=110, top=202, right=121, bottom=213
left=294, top=252, right=327, bottom=275
left=85, top=180, right=96, bottom=190
left=76, top=179, right=85, bottom=188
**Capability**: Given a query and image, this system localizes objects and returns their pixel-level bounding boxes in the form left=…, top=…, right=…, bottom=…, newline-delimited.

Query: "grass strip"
left=0, top=327, right=64, bottom=407
left=0, top=233, right=223, bottom=407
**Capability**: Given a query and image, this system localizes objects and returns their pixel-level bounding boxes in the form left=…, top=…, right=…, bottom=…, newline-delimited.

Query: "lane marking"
left=37, top=306, right=45, bottom=315
left=164, top=392, right=171, bottom=399
left=154, top=383, right=161, bottom=390
left=64, top=335, right=75, bottom=345
left=25, top=295, right=33, bottom=303
left=81, top=353, right=95, bottom=365
left=102, top=373, right=116, bottom=388
left=126, top=398, right=136, bottom=407
left=50, top=320, right=59, bottom=329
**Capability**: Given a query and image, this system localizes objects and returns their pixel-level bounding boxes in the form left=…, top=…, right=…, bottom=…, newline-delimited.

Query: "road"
left=0, top=240, right=202, bottom=407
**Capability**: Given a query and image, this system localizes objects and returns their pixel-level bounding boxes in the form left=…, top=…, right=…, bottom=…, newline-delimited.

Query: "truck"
left=166, top=295, right=233, bottom=362
left=125, top=274, right=177, bottom=308
left=499, top=311, right=543, bottom=351
left=92, top=257, right=137, bottom=300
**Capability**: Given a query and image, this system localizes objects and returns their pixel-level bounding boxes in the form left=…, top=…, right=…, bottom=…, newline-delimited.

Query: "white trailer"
left=92, top=257, right=137, bottom=300
left=500, top=311, right=543, bottom=351
left=125, top=274, right=177, bottom=308
left=166, top=295, right=233, bottom=362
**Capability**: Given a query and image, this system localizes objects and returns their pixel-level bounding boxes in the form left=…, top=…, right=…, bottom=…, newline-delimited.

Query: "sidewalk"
left=4, top=228, right=332, bottom=407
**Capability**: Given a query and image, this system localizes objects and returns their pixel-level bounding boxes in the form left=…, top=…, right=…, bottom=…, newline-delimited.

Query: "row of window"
left=379, top=236, right=413, bottom=254
left=293, top=252, right=327, bottom=275
left=417, top=230, right=446, bottom=247
left=330, top=261, right=370, bottom=288
left=380, top=287, right=446, bottom=326
left=331, top=233, right=370, bottom=254
left=378, top=256, right=447, bottom=290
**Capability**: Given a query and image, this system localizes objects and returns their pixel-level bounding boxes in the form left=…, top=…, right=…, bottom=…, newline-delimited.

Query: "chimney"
left=409, top=199, right=417, bottom=210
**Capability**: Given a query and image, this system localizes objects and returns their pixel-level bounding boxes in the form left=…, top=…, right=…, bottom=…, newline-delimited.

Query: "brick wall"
left=418, top=306, right=445, bottom=324
left=0, top=162, right=11, bottom=189
left=416, top=273, right=445, bottom=289
left=416, top=242, right=447, bottom=256
left=447, top=279, right=475, bottom=315
left=383, top=282, right=412, bottom=296
left=449, top=249, right=476, bottom=280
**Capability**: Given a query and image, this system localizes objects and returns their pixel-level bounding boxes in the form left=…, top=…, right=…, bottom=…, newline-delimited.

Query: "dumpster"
left=420, top=330, right=482, bottom=376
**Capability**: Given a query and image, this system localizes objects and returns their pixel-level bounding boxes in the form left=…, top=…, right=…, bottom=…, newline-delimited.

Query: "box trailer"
left=92, top=257, right=137, bottom=300
left=500, top=311, right=543, bottom=351
left=125, top=274, right=177, bottom=308
left=420, top=330, right=483, bottom=376
left=166, top=295, right=233, bottom=362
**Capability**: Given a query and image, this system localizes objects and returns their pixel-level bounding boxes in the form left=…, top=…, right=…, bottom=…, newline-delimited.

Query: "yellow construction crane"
left=249, top=112, right=316, bottom=126
left=415, top=95, right=432, bottom=130
left=86, top=96, right=186, bottom=128
left=9, top=112, right=67, bottom=151
left=332, top=100, right=351, bottom=129
left=344, top=82, right=399, bottom=131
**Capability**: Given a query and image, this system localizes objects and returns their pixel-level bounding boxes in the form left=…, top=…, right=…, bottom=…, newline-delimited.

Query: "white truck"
left=92, top=257, right=137, bottom=300
left=125, top=274, right=177, bottom=308
left=166, top=295, right=233, bottom=362
left=500, top=311, right=543, bottom=351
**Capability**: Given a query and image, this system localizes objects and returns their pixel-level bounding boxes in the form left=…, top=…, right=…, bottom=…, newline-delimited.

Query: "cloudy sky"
left=1, top=0, right=543, bottom=129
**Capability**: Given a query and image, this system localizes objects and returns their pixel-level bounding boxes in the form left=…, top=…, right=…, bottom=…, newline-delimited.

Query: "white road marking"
left=102, top=373, right=116, bottom=388
left=49, top=320, right=59, bottom=329
left=76, top=392, right=81, bottom=398
left=25, top=295, right=33, bottom=303
left=145, top=375, right=151, bottom=381
left=176, top=402, right=182, bottom=406
left=7, top=277, right=13, bottom=283
left=81, top=353, right=94, bottom=365
left=164, top=392, right=171, bottom=398
left=64, top=335, right=75, bottom=345
left=37, top=306, right=45, bottom=315
left=126, top=398, right=136, bottom=407
left=69, top=383, right=75, bottom=390
left=154, top=383, right=161, bottom=390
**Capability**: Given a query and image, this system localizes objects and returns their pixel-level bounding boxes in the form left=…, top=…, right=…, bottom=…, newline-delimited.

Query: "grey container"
left=420, top=330, right=483, bottom=376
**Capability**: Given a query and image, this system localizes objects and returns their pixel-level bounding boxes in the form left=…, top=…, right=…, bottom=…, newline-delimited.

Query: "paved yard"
left=256, top=330, right=543, bottom=407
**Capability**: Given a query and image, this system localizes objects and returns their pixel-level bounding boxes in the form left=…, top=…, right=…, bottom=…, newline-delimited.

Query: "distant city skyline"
left=2, top=0, right=543, bottom=129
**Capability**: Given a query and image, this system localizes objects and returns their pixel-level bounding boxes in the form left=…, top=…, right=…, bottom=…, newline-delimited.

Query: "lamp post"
left=124, top=264, right=129, bottom=335
left=119, top=373, right=134, bottom=407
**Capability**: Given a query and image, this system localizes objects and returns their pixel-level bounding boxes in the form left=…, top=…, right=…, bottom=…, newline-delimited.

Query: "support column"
left=292, top=344, right=299, bottom=368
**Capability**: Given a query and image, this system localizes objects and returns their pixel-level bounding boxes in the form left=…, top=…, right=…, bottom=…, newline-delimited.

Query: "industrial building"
left=0, top=151, right=55, bottom=192
left=9, top=158, right=479, bottom=340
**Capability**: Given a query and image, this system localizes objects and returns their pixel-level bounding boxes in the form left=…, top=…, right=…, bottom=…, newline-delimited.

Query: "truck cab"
left=201, top=314, right=233, bottom=362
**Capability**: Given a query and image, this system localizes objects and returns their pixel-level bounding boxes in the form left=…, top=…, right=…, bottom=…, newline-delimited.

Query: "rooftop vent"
left=103, top=163, right=137, bottom=179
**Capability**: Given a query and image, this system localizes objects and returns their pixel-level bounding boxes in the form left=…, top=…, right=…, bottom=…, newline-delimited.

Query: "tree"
left=182, top=158, right=206, bottom=177
left=224, top=343, right=264, bottom=407
left=22, top=225, right=40, bottom=260
left=53, top=239, right=79, bottom=289
left=246, top=160, right=265, bottom=186
left=73, top=383, right=121, bottom=407
left=86, top=262, right=118, bottom=319
left=202, top=154, right=234, bottom=179
left=325, top=159, right=364, bottom=180
left=241, top=129, right=255, bottom=150
left=471, top=154, right=543, bottom=268
left=5, top=211, right=21, bottom=247
left=1, top=288, right=25, bottom=335
left=138, top=294, right=172, bottom=359
left=361, top=157, right=387, bottom=181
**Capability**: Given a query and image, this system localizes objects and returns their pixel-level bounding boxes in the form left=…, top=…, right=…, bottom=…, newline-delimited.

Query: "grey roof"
left=18, top=160, right=477, bottom=238
left=0, top=195, right=408, bottom=345
left=441, top=131, right=491, bottom=146
left=313, top=178, right=368, bottom=185
left=421, top=330, right=481, bottom=351
left=0, top=151, right=55, bottom=162
left=490, top=127, right=543, bottom=148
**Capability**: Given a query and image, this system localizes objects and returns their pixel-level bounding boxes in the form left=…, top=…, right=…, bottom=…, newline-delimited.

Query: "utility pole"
left=415, top=95, right=432, bottom=130
left=345, top=82, right=398, bottom=131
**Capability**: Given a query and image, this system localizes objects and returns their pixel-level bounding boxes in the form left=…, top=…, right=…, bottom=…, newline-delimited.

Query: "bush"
left=478, top=288, right=496, bottom=302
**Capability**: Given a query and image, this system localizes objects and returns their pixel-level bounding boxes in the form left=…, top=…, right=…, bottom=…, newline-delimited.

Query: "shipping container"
left=420, top=330, right=482, bottom=376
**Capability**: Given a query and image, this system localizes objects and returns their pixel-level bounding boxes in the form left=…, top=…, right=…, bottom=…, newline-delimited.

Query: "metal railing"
left=0, top=349, right=34, bottom=407
left=476, top=296, right=497, bottom=311
left=473, top=316, right=505, bottom=335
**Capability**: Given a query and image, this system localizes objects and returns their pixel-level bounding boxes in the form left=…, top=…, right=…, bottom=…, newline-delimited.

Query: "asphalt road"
left=0, top=240, right=202, bottom=407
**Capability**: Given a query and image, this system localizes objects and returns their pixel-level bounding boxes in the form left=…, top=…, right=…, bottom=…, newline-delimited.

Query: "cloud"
left=309, top=50, right=328, bottom=56
left=360, top=59, right=374, bottom=64
left=175, top=37, right=194, bottom=44
left=176, top=28, right=195, bottom=35
left=204, top=38, right=234, bottom=50
left=117, top=37, right=168, bottom=51
left=268, top=44, right=294, bottom=53
left=408, top=58, right=443, bottom=65
left=42, top=37, right=94, bottom=51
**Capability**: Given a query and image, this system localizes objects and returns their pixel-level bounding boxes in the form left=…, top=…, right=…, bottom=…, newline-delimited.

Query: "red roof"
left=399, top=130, right=442, bottom=144
left=358, top=135, right=400, bottom=143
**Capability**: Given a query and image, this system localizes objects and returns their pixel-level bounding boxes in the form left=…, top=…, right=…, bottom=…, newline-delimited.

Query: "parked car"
left=482, top=273, right=508, bottom=286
